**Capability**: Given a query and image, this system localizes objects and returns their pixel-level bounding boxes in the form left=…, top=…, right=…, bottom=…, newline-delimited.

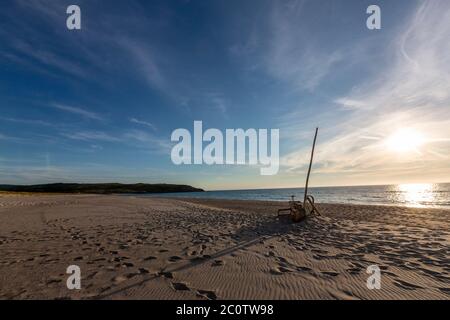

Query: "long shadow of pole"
left=93, top=233, right=279, bottom=299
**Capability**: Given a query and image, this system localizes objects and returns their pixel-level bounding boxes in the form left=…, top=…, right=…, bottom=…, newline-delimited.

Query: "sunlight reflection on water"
left=389, top=183, right=436, bottom=207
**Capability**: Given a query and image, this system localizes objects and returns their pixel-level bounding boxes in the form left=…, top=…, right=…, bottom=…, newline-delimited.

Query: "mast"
left=304, top=127, right=318, bottom=205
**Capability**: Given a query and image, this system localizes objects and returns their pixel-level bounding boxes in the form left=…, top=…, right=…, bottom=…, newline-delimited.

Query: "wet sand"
left=0, top=194, right=448, bottom=300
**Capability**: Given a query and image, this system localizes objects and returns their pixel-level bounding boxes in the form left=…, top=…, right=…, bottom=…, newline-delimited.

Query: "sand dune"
left=0, top=194, right=448, bottom=300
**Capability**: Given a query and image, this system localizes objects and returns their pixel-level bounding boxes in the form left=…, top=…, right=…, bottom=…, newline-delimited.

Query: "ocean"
left=140, top=183, right=450, bottom=209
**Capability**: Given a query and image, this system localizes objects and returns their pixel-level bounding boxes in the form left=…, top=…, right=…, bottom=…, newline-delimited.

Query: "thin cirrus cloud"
left=0, top=117, right=53, bottom=127
left=333, top=98, right=367, bottom=111
left=123, top=129, right=172, bottom=153
left=129, top=117, right=156, bottom=131
left=2, top=2, right=164, bottom=92
left=281, top=0, right=450, bottom=183
left=61, top=129, right=170, bottom=154
left=61, top=131, right=121, bottom=142
left=0, top=132, right=26, bottom=142
left=229, top=0, right=344, bottom=92
left=2, top=1, right=223, bottom=117
left=51, top=104, right=104, bottom=121
left=9, top=38, right=87, bottom=78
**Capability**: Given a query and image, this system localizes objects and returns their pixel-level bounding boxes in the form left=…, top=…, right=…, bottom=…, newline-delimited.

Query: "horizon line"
left=2, top=181, right=448, bottom=192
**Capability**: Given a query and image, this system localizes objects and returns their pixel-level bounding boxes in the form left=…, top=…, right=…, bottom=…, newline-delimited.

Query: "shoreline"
left=0, top=194, right=449, bottom=299
left=142, top=195, right=450, bottom=211
left=2, top=190, right=450, bottom=210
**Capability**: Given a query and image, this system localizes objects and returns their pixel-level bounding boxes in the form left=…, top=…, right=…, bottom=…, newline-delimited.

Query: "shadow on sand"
left=93, top=215, right=298, bottom=299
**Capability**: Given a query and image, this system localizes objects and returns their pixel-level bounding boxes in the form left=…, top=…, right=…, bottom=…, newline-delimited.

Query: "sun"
left=386, top=128, right=425, bottom=153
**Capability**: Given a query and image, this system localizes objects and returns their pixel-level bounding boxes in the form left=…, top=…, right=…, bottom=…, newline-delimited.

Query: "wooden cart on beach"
left=278, top=128, right=321, bottom=222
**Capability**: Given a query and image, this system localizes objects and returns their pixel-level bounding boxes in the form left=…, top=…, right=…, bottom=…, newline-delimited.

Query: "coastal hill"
left=0, top=183, right=204, bottom=194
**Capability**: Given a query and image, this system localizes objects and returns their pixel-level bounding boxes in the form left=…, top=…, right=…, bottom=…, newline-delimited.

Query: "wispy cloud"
left=206, top=92, right=228, bottom=115
left=9, top=38, right=87, bottom=78
left=0, top=161, right=171, bottom=185
left=123, top=129, right=171, bottom=153
left=333, top=98, right=367, bottom=110
left=62, top=131, right=121, bottom=142
left=281, top=1, right=450, bottom=182
left=121, top=39, right=167, bottom=94
left=229, top=0, right=344, bottom=92
left=51, top=104, right=104, bottom=121
left=1, top=1, right=223, bottom=117
left=0, top=117, right=53, bottom=126
left=0, top=133, right=26, bottom=142
left=60, top=128, right=170, bottom=154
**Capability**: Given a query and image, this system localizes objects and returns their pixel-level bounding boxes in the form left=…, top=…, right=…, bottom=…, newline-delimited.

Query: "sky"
left=0, top=0, right=449, bottom=190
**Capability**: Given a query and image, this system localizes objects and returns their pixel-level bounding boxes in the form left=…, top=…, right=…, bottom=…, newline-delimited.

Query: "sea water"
left=139, top=183, right=450, bottom=209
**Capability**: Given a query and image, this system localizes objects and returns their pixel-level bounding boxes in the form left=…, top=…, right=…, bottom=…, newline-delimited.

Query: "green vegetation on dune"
left=0, top=183, right=204, bottom=194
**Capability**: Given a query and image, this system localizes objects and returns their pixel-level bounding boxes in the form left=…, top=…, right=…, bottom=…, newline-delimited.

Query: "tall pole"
left=304, top=127, right=318, bottom=205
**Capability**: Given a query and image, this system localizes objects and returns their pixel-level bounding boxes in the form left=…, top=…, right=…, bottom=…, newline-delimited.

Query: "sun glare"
left=386, top=128, right=425, bottom=153
left=395, top=183, right=435, bottom=207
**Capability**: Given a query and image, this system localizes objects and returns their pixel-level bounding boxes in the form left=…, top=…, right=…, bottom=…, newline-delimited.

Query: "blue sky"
left=1, top=0, right=449, bottom=190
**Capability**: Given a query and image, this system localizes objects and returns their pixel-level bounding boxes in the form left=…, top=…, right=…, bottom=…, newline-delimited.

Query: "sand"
left=0, top=194, right=448, bottom=300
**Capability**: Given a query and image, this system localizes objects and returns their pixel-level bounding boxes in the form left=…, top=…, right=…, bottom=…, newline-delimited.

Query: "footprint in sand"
left=168, top=256, right=182, bottom=262
left=143, top=256, right=157, bottom=261
left=46, top=277, right=62, bottom=285
left=211, top=260, right=224, bottom=267
left=321, top=271, right=340, bottom=277
left=189, top=254, right=212, bottom=263
left=270, top=268, right=283, bottom=275
left=382, top=271, right=399, bottom=278
left=112, top=275, right=128, bottom=284
left=93, top=257, right=106, bottom=262
left=122, top=262, right=134, bottom=268
left=270, top=266, right=294, bottom=275
left=438, top=287, right=450, bottom=294
left=346, top=267, right=361, bottom=275
left=279, top=266, right=294, bottom=273
left=85, top=271, right=99, bottom=280
left=296, top=266, right=312, bottom=272
left=171, top=282, right=190, bottom=291
left=196, top=289, right=217, bottom=300
left=158, top=271, right=174, bottom=279
left=394, top=279, right=423, bottom=290
left=138, top=268, right=151, bottom=274
left=418, top=268, right=449, bottom=281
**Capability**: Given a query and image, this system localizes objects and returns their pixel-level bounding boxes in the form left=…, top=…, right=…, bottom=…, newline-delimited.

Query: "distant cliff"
left=0, top=183, right=204, bottom=194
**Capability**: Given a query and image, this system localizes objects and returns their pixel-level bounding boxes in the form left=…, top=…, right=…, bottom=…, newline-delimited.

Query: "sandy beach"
left=0, top=194, right=448, bottom=300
